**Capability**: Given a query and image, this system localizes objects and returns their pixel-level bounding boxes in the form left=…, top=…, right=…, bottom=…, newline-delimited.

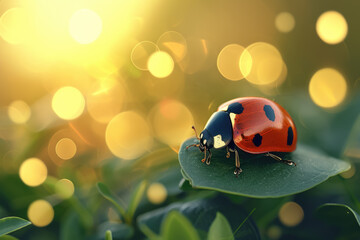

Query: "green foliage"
left=0, top=217, right=31, bottom=237
left=162, top=211, right=200, bottom=240
left=105, top=230, right=112, bottom=240
left=97, top=182, right=127, bottom=219
left=317, top=203, right=360, bottom=227
left=179, top=138, right=350, bottom=198
left=208, top=212, right=234, bottom=240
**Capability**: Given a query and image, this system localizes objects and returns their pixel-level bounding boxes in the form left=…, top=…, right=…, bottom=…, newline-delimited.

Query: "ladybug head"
left=199, top=129, right=214, bottom=151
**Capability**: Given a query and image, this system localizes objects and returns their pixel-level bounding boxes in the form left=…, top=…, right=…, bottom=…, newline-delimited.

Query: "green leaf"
left=97, top=222, right=133, bottom=239
left=179, top=138, right=350, bottom=198
left=60, top=212, right=84, bottom=240
left=138, top=197, right=260, bottom=240
left=0, top=217, right=31, bottom=237
left=208, top=212, right=234, bottom=240
left=96, top=182, right=127, bottom=218
left=126, top=180, right=147, bottom=223
left=0, top=235, right=18, bottom=240
left=105, top=230, right=113, bottom=240
left=317, top=203, right=360, bottom=228
left=161, top=211, right=200, bottom=240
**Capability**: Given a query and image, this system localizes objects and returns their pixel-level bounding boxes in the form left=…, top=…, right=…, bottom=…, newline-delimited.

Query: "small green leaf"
left=126, top=180, right=147, bottom=223
left=179, top=138, right=350, bottom=198
left=162, top=211, right=200, bottom=240
left=105, top=230, right=113, bottom=240
left=96, top=182, right=127, bottom=218
left=0, top=235, right=18, bottom=240
left=208, top=212, right=234, bottom=240
left=97, top=222, right=133, bottom=239
left=317, top=203, right=360, bottom=228
left=139, top=224, right=161, bottom=240
left=0, top=217, right=31, bottom=237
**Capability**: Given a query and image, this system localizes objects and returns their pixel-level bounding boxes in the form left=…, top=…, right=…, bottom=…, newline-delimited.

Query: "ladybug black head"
left=199, top=129, right=214, bottom=151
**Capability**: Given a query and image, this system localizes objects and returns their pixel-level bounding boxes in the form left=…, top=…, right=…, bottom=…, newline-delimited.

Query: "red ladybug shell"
left=218, top=97, right=297, bottom=154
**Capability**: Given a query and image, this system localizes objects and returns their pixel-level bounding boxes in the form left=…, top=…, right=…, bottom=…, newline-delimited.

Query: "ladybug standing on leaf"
left=187, top=97, right=297, bottom=176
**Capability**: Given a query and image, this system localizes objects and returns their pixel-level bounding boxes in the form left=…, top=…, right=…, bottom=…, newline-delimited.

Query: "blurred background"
left=0, top=0, right=359, bottom=239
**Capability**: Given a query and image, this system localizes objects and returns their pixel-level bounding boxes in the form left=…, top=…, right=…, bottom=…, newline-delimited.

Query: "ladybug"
left=187, top=97, right=297, bottom=176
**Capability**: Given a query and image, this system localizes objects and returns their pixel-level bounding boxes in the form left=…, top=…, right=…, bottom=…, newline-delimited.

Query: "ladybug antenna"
left=192, top=126, right=200, bottom=140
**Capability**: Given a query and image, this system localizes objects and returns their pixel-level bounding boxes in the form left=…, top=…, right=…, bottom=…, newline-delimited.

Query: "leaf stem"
left=338, top=176, right=360, bottom=212
left=233, top=208, right=256, bottom=236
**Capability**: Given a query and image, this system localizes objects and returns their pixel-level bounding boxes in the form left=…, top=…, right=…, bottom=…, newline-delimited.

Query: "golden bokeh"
left=148, top=51, right=175, bottom=78
left=267, top=225, right=282, bottom=239
left=8, top=100, right=31, bottom=124
left=217, top=44, right=246, bottom=81
left=240, top=42, right=285, bottom=85
left=275, top=12, right=295, bottom=33
left=157, top=31, right=187, bottom=62
left=131, top=41, right=159, bottom=70
left=309, top=68, right=347, bottom=108
left=316, top=11, right=348, bottom=45
left=86, top=79, right=125, bottom=123
left=69, top=9, right=103, bottom=44
left=147, top=182, right=167, bottom=204
left=55, top=179, right=75, bottom=199
left=278, top=202, right=304, bottom=227
left=149, top=99, right=194, bottom=147
left=0, top=8, right=30, bottom=44
left=27, top=200, right=54, bottom=227
left=52, top=86, right=86, bottom=120
left=105, top=111, right=153, bottom=160
left=19, top=158, right=48, bottom=187
left=55, top=138, right=77, bottom=160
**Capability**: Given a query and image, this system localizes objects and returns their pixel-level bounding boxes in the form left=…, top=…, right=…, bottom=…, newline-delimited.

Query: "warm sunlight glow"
left=157, top=31, right=187, bottom=62
left=69, top=9, right=103, bottom=44
left=149, top=99, right=194, bottom=147
left=55, top=179, right=75, bottom=199
left=87, top=79, right=125, bottom=123
left=275, top=12, right=295, bottom=33
left=52, top=87, right=85, bottom=120
left=131, top=41, right=159, bottom=70
left=309, top=68, right=347, bottom=108
left=106, top=111, right=153, bottom=160
left=19, top=158, right=48, bottom=187
left=55, top=138, right=77, bottom=160
left=27, top=200, right=54, bottom=227
left=0, top=8, right=30, bottom=44
left=217, top=44, right=246, bottom=81
left=148, top=51, right=174, bottom=78
left=147, top=182, right=167, bottom=204
left=8, top=100, right=31, bottom=124
left=316, top=11, right=348, bottom=45
left=240, top=42, right=285, bottom=85
left=279, top=202, right=304, bottom=227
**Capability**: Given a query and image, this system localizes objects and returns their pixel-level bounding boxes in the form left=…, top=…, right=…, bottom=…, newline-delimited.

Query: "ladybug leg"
left=265, top=153, right=296, bottom=166
left=186, top=143, right=199, bottom=150
left=205, top=149, right=212, bottom=165
left=233, top=149, right=242, bottom=176
left=201, top=147, right=207, bottom=163
left=226, top=147, right=231, bottom=158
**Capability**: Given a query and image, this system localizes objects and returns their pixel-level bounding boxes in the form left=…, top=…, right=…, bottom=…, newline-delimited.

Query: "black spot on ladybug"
left=287, top=127, right=294, bottom=145
left=264, top=105, right=275, bottom=121
left=253, top=133, right=262, bottom=147
left=227, top=102, right=244, bottom=114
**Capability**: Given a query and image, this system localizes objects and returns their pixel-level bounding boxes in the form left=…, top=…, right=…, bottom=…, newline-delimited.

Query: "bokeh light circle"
left=240, top=42, right=285, bottom=85
left=27, top=200, right=54, bottom=227
left=275, top=12, right=295, bottom=33
left=19, top=158, right=48, bottom=187
left=0, top=8, right=30, bottom=44
left=55, top=138, right=77, bottom=160
left=316, top=11, right=348, bottom=45
left=309, top=68, right=347, bottom=108
left=131, top=41, right=159, bottom=70
left=8, top=100, right=31, bottom=124
left=147, top=51, right=174, bottom=78
left=157, top=31, right=187, bottom=62
left=69, top=9, right=102, bottom=44
left=55, top=179, right=75, bottom=199
left=147, top=182, right=167, bottom=204
left=106, top=111, right=153, bottom=160
left=278, top=202, right=304, bottom=227
left=149, top=99, right=194, bottom=147
left=52, top=86, right=85, bottom=120
left=217, top=44, right=246, bottom=81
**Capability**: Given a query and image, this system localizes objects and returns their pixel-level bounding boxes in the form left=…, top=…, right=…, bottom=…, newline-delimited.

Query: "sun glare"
left=69, top=9, right=103, bottom=44
left=316, top=11, right=348, bottom=45
left=52, top=87, right=85, bottom=120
